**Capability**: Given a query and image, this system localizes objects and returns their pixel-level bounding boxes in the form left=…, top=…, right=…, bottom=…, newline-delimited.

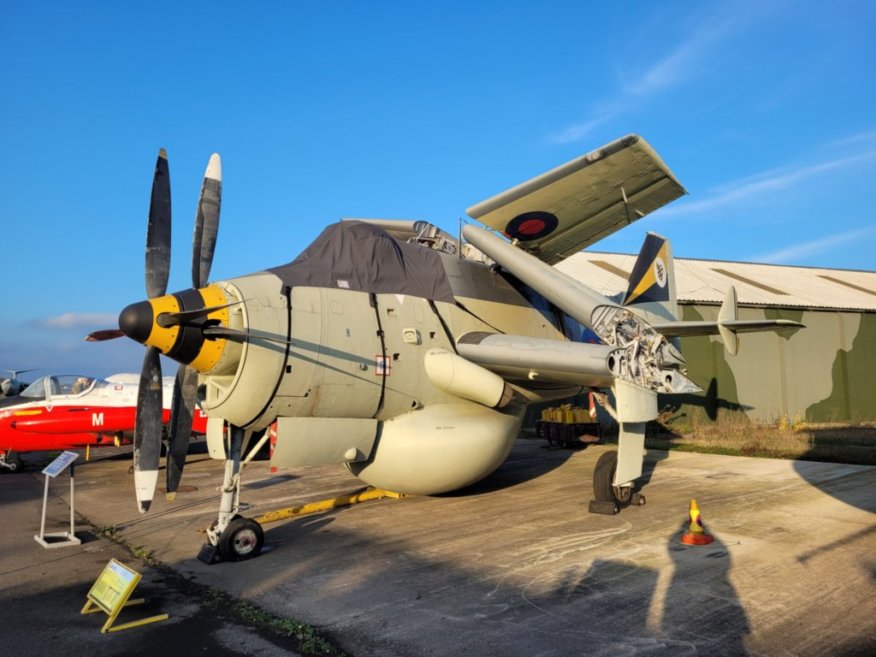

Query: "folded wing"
left=466, top=135, right=686, bottom=265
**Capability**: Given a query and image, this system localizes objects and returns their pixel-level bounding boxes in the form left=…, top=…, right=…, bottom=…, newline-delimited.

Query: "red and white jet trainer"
left=0, top=373, right=207, bottom=472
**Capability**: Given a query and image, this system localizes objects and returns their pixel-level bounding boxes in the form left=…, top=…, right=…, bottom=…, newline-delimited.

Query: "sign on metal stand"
left=81, top=559, right=168, bottom=633
left=34, top=450, right=81, bottom=548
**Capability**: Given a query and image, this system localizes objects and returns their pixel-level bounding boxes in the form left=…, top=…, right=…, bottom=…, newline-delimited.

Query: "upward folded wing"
left=466, top=135, right=686, bottom=265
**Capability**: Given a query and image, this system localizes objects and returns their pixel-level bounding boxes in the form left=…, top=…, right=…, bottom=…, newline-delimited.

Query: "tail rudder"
left=623, top=232, right=678, bottom=322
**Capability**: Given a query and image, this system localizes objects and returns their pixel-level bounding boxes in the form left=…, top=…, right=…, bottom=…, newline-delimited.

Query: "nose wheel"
left=218, top=517, right=264, bottom=561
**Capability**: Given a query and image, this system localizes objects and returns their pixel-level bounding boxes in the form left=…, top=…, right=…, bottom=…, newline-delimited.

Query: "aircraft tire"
left=592, top=450, right=633, bottom=509
left=3, top=457, right=23, bottom=473
left=218, top=517, right=264, bottom=562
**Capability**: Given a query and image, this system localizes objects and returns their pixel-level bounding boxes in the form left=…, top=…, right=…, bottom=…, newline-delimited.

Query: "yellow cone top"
left=688, top=499, right=705, bottom=534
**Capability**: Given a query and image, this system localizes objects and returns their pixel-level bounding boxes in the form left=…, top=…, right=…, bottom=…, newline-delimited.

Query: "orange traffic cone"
left=681, top=499, right=714, bottom=545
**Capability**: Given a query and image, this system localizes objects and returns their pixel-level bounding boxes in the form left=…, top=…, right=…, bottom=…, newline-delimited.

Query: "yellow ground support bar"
left=254, top=488, right=405, bottom=525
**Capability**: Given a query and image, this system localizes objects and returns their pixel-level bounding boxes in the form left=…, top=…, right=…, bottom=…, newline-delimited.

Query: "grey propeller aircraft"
left=1, top=369, right=36, bottom=397
left=88, top=135, right=802, bottom=563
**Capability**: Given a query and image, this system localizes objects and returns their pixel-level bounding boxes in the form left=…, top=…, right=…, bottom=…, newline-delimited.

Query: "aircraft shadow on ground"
left=659, top=379, right=876, bottom=513
left=658, top=378, right=753, bottom=423
left=171, top=503, right=760, bottom=656
left=440, top=437, right=578, bottom=497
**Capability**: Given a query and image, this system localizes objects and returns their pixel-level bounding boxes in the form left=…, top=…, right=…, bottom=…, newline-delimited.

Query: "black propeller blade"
left=155, top=300, right=240, bottom=328
left=166, top=364, right=198, bottom=500
left=133, top=346, right=163, bottom=513
left=192, top=153, right=222, bottom=289
left=85, top=329, right=125, bottom=342
left=145, top=148, right=171, bottom=300
left=202, top=325, right=293, bottom=345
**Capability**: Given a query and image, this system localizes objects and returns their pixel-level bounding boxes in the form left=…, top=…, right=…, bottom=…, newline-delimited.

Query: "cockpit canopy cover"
left=269, top=221, right=456, bottom=303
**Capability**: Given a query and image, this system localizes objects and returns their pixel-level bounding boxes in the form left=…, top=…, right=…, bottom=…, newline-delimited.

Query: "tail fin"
left=623, top=232, right=678, bottom=322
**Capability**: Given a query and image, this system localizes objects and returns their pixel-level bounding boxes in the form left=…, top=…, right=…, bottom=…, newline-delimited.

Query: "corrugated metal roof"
left=555, top=252, right=876, bottom=311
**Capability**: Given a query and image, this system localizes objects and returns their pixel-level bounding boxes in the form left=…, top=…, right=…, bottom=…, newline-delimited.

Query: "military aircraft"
left=0, top=373, right=207, bottom=473
left=88, top=135, right=802, bottom=562
left=1, top=369, right=36, bottom=397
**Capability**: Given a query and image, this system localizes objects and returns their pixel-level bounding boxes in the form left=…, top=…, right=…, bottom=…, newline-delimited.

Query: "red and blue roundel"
left=504, top=211, right=559, bottom=242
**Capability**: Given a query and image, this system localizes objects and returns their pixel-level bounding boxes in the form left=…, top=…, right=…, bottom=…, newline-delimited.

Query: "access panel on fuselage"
left=273, top=287, right=384, bottom=420
left=312, top=288, right=385, bottom=418
left=372, top=292, right=451, bottom=418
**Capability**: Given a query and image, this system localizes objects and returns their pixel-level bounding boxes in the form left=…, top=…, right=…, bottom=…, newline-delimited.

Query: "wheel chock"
left=681, top=499, right=714, bottom=545
left=196, top=543, right=223, bottom=565
left=588, top=499, right=619, bottom=515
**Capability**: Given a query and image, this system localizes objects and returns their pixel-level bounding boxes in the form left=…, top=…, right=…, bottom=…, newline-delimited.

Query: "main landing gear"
left=588, top=450, right=646, bottom=515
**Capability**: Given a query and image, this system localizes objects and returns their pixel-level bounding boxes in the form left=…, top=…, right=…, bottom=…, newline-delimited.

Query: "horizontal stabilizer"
left=651, top=286, right=803, bottom=357
left=651, top=319, right=805, bottom=338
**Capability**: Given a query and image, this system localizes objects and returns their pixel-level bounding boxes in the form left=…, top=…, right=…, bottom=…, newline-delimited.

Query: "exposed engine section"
left=590, top=304, right=698, bottom=394
left=462, top=224, right=700, bottom=398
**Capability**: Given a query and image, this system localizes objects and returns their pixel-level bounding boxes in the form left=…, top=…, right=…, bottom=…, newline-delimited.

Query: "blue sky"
left=2, top=0, right=874, bottom=377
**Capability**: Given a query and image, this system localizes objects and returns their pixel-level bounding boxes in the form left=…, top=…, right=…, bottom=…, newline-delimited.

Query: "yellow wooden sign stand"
left=81, top=559, right=168, bottom=633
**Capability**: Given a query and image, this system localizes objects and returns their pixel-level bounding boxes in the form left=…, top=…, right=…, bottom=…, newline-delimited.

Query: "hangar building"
left=555, top=253, right=876, bottom=425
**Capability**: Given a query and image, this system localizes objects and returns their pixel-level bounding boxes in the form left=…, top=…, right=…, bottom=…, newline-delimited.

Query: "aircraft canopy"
left=269, top=221, right=457, bottom=303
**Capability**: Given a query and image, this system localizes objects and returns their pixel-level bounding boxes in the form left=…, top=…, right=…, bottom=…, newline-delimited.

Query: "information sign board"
left=81, top=559, right=168, bottom=633
left=42, top=450, right=79, bottom=477
left=86, top=559, right=140, bottom=615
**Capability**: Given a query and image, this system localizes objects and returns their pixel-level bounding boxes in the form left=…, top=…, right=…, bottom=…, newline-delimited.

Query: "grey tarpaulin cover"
left=268, top=221, right=456, bottom=303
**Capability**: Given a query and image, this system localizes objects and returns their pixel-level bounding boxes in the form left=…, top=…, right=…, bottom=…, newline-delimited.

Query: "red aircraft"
left=0, top=373, right=207, bottom=472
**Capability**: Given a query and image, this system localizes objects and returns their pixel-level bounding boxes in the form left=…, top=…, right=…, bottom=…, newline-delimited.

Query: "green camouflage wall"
left=674, top=304, right=876, bottom=424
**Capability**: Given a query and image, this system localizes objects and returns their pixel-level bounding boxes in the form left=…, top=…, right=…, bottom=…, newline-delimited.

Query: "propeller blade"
left=166, top=364, right=197, bottom=500
left=134, top=346, right=163, bottom=513
left=192, top=153, right=222, bottom=289
left=85, top=329, right=125, bottom=342
left=202, top=325, right=294, bottom=345
left=155, top=300, right=242, bottom=328
left=146, top=148, right=172, bottom=299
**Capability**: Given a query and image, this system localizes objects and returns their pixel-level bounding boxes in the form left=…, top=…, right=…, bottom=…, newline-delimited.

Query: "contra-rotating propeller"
left=123, top=149, right=222, bottom=512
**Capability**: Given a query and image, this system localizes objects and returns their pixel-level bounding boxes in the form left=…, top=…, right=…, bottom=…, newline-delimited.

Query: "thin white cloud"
left=825, top=129, right=876, bottom=150
left=660, top=149, right=876, bottom=218
left=43, top=312, right=117, bottom=329
left=752, top=225, right=876, bottom=263
left=548, top=9, right=741, bottom=144
left=548, top=105, right=620, bottom=144
left=622, top=21, right=732, bottom=98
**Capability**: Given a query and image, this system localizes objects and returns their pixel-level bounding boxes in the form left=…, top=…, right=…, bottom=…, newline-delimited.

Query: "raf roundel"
left=504, top=211, right=559, bottom=242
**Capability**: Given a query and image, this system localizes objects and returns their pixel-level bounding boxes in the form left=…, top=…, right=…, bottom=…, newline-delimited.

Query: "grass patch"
left=640, top=420, right=876, bottom=465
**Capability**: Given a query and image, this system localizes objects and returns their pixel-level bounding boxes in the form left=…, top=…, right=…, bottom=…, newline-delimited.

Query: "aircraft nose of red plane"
left=119, top=300, right=153, bottom=344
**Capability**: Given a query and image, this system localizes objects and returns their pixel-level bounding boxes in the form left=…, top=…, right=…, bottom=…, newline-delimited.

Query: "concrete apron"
left=25, top=440, right=876, bottom=656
